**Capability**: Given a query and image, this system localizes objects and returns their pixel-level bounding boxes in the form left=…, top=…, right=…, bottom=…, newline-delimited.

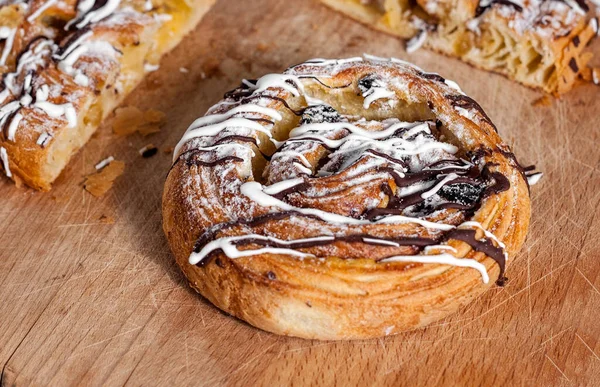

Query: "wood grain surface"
left=1, top=0, right=599, bottom=385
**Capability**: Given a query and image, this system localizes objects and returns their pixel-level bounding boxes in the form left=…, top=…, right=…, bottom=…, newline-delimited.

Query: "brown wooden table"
left=1, top=0, right=599, bottom=385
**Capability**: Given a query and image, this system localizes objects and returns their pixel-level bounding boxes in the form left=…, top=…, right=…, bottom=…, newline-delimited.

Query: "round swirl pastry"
left=163, top=55, right=532, bottom=340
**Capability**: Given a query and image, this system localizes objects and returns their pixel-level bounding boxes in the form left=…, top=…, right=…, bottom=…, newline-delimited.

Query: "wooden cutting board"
left=1, top=0, right=599, bottom=385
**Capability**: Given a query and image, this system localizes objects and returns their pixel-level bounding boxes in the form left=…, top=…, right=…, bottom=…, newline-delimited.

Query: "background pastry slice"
left=320, top=0, right=600, bottom=94
left=163, top=55, right=533, bottom=340
left=0, top=0, right=215, bottom=190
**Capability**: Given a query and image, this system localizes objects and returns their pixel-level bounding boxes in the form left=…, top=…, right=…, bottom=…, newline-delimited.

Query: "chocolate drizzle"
left=418, top=71, right=446, bottom=84
left=183, top=152, right=244, bottom=168
left=186, top=118, right=514, bottom=282
left=299, top=76, right=352, bottom=89
left=174, top=57, right=528, bottom=287
left=446, top=94, right=498, bottom=133
left=447, top=229, right=507, bottom=285
left=54, top=27, right=92, bottom=58
left=231, top=234, right=437, bottom=251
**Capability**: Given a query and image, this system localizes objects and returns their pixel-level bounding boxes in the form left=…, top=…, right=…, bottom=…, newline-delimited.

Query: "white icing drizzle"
left=138, top=144, right=154, bottom=155
left=176, top=56, right=509, bottom=282
left=6, top=112, right=22, bottom=141
left=246, top=74, right=304, bottom=97
left=175, top=118, right=281, bottom=162
left=287, top=121, right=457, bottom=157
left=0, top=27, right=16, bottom=66
left=271, top=150, right=312, bottom=169
left=241, top=181, right=456, bottom=231
left=36, top=131, right=52, bottom=147
left=362, top=82, right=395, bottom=108
left=563, top=0, right=587, bottom=15
left=26, top=0, right=57, bottom=22
left=0, top=41, right=79, bottom=137
left=459, top=221, right=507, bottom=249
left=361, top=238, right=401, bottom=247
left=302, top=57, right=364, bottom=67
left=0, top=146, right=11, bottom=177
left=153, top=13, right=173, bottom=23
left=34, top=101, right=78, bottom=127
left=444, top=79, right=464, bottom=94
left=380, top=253, right=489, bottom=283
left=591, top=18, right=599, bottom=36
left=420, top=173, right=459, bottom=199
left=174, top=104, right=284, bottom=161
left=66, top=0, right=121, bottom=30
left=0, top=101, right=20, bottom=133
left=3, top=39, right=54, bottom=98
left=189, top=234, right=326, bottom=265
left=466, top=16, right=484, bottom=35
left=455, top=107, right=475, bottom=121
left=95, top=156, right=114, bottom=170
left=144, top=63, right=160, bottom=72
left=35, top=84, right=49, bottom=102
left=55, top=31, right=119, bottom=87
left=406, top=29, right=427, bottom=54
left=526, top=172, right=543, bottom=186
left=289, top=121, right=423, bottom=140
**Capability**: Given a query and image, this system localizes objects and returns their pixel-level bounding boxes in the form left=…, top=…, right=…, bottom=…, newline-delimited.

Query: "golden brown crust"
left=162, top=56, right=531, bottom=340
left=319, top=0, right=599, bottom=94
left=0, top=0, right=216, bottom=190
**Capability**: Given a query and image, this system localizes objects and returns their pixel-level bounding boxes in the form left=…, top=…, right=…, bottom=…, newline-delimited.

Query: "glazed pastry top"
left=171, top=55, right=537, bottom=286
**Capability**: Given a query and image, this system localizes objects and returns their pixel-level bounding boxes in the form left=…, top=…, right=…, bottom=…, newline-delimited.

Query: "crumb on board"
left=163, top=146, right=174, bottom=154
left=139, top=144, right=158, bottom=158
left=201, top=57, right=222, bottom=79
left=95, top=156, right=114, bottom=170
left=256, top=42, right=273, bottom=52
left=84, top=160, right=125, bottom=197
left=98, top=214, right=115, bottom=224
left=113, top=106, right=166, bottom=136
left=532, top=95, right=552, bottom=107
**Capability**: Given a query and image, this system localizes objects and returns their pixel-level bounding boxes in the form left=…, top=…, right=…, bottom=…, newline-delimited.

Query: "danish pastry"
left=0, top=0, right=215, bottom=190
left=163, top=55, right=532, bottom=340
left=320, top=0, right=599, bottom=94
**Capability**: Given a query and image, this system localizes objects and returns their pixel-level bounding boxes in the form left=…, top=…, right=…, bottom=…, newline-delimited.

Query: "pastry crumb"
left=98, top=214, right=115, bottom=224
left=84, top=160, right=125, bottom=197
left=139, top=144, right=158, bottom=158
left=200, top=57, right=222, bottom=79
left=256, top=42, right=272, bottom=52
left=532, top=95, right=552, bottom=107
left=163, top=146, right=174, bottom=154
left=138, top=124, right=161, bottom=136
left=95, top=156, right=114, bottom=170
left=113, top=106, right=166, bottom=136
